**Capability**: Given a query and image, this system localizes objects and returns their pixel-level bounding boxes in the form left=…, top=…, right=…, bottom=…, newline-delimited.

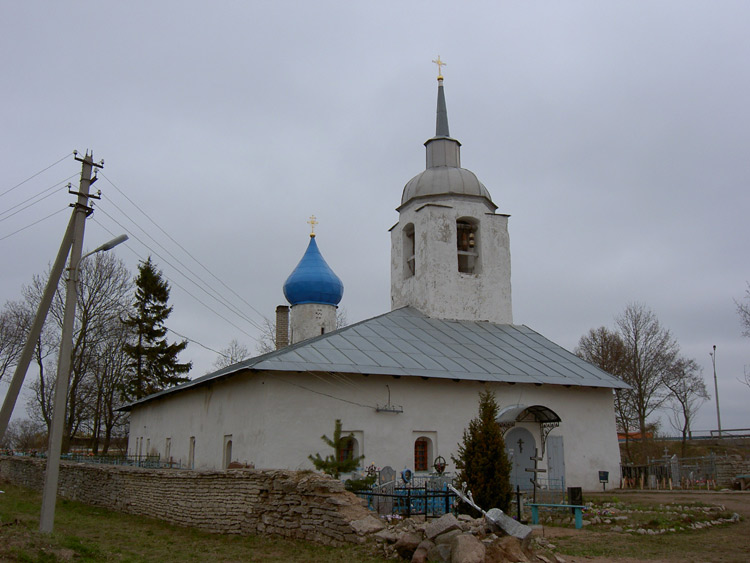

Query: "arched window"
left=456, top=218, right=479, bottom=274
left=338, top=437, right=358, bottom=462
left=403, top=223, right=415, bottom=278
left=414, top=437, right=433, bottom=472
left=223, top=435, right=233, bottom=469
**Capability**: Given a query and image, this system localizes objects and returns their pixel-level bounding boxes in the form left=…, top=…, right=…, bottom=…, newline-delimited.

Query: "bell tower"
left=390, top=63, right=512, bottom=324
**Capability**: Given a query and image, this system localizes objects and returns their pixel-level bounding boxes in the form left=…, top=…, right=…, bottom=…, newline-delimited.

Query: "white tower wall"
left=391, top=196, right=512, bottom=323
left=290, top=303, right=337, bottom=344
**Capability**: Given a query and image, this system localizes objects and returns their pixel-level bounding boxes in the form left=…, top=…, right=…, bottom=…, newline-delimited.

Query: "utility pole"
left=710, top=345, right=722, bottom=439
left=39, top=151, right=102, bottom=533
left=0, top=216, right=74, bottom=442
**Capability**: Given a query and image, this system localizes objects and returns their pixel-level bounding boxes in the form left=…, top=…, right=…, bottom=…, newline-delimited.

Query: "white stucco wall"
left=390, top=195, right=513, bottom=324
left=289, top=303, right=337, bottom=343
left=127, top=371, right=621, bottom=491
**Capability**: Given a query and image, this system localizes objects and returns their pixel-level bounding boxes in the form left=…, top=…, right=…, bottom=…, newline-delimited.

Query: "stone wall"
left=0, top=456, right=370, bottom=546
left=716, top=456, right=750, bottom=487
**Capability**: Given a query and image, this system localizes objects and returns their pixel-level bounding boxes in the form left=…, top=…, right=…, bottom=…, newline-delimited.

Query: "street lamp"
left=710, top=345, right=722, bottom=439
left=39, top=234, right=128, bottom=533
left=73, top=235, right=129, bottom=283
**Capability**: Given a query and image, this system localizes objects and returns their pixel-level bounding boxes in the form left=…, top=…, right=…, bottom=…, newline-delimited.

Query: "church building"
left=124, top=70, right=626, bottom=491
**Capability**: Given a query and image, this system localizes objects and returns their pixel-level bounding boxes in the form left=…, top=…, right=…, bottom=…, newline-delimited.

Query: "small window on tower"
left=403, top=223, right=415, bottom=278
left=457, top=219, right=479, bottom=274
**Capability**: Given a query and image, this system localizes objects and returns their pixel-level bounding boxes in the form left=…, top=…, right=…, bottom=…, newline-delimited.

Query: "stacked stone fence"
left=0, top=456, right=370, bottom=546
left=716, top=455, right=750, bottom=486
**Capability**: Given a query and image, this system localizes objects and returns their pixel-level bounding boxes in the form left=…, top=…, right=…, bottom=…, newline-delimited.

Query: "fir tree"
left=452, top=389, right=512, bottom=512
left=308, top=419, right=363, bottom=479
left=122, top=257, right=191, bottom=400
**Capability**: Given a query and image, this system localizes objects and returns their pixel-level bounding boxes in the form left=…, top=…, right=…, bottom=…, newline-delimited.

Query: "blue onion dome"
left=283, top=235, right=344, bottom=306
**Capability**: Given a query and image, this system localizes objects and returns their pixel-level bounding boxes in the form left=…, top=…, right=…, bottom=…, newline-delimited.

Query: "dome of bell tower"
left=399, top=72, right=496, bottom=210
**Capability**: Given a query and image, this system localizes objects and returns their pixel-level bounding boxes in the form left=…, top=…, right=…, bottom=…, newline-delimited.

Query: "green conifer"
left=122, top=257, right=191, bottom=400
left=452, top=389, right=512, bottom=512
left=308, top=419, right=363, bottom=479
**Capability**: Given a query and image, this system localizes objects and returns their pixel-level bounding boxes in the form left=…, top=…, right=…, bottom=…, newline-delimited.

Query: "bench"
left=528, top=503, right=586, bottom=529
left=735, top=474, right=750, bottom=491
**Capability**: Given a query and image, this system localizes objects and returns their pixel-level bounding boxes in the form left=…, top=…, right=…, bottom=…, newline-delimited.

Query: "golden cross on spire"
left=432, top=56, right=446, bottom=80
left=307, top=215, right=318, bottom=237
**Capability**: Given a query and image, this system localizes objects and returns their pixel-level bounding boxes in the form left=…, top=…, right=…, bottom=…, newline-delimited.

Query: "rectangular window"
left=188, top=436, right=195, bottom=469
left=457, top=220, right=479, bottom=274
left=403, top=224, right=416, bottom=278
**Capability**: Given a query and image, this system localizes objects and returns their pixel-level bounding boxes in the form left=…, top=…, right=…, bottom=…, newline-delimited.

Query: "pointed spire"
left=435, top=78, right=450, bottom=138
left=424, top=61, right=461, bottom=169
left=432, top=56, right=451, bottom=138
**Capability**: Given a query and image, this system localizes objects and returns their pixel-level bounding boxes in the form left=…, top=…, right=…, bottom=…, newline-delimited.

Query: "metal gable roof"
left=122, top=306, right=628, bottom=410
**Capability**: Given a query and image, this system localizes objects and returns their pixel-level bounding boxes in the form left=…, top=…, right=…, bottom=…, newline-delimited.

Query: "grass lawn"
left=0, top=481, right=387, bottom=562
left=544, top=491, right=750, bottom=563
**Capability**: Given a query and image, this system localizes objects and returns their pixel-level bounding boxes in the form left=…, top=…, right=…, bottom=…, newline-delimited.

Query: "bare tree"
left=737, top=282, right=750, bottom=337
left=576, top=326, right=637, bottom=460
left=664, top=357, right=709, bottom=456
left=255, top=317, right=278, bottom=355
left=24, top=252, right=132, bottom=451
left=87, top=320, right=132, bottom=454
left=0, top=301, right=28, bottom=383
left=212, top=338, right=251, bottom=370
left=0, top=418, right=46, bottom=451
left=578, top=303, right=694, bottom=459
left=737, top=283, right=750, bottom=389
left=616, top=303, right=680, bottom=442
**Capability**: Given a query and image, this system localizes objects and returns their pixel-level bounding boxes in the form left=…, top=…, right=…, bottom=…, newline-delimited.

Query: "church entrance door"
left=546, top=435, right=565, bottom=487
left=504, top=427, right=535, bottom=491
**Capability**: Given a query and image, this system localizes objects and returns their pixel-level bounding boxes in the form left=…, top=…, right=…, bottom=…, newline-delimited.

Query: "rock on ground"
left=351, top=515, right=385, bottom=535
left=450, top=533, right=486, bottom=563
left=394, top=532, right=422, bottom=559
left=425, top=513, right=462, bottom=540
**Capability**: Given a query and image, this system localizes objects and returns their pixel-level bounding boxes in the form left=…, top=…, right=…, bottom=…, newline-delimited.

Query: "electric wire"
left=101, top=173, right=269, bottom=322
left=95, top=212, right=258, bottom=357
left=94, top=203, right=265, bottom=336
left=90, top=178, right=369, bottom=405
left=275, top=376, right=375, bottom=409
left=0, top=152, right=74, bottom=198
left=0, top=175, right=77, bottom=223
left=166, top=327, right=226, bottom=357
left=96, top=197, right=263, bottom=332
left=91, top=216, right=261, bottom=344
left=0, top=207, right=68, bottom=243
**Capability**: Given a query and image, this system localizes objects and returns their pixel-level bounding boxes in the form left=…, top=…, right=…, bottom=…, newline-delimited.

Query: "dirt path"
left=540, top=490, right=750, bottom=563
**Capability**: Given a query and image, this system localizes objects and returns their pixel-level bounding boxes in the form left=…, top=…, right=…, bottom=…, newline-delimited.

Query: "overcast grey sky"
left=1, top=2, right=748, bottom=432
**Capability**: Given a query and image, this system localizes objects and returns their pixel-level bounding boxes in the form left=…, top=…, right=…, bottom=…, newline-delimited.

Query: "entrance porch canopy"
left=497, top=404, right=561, bottom=456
